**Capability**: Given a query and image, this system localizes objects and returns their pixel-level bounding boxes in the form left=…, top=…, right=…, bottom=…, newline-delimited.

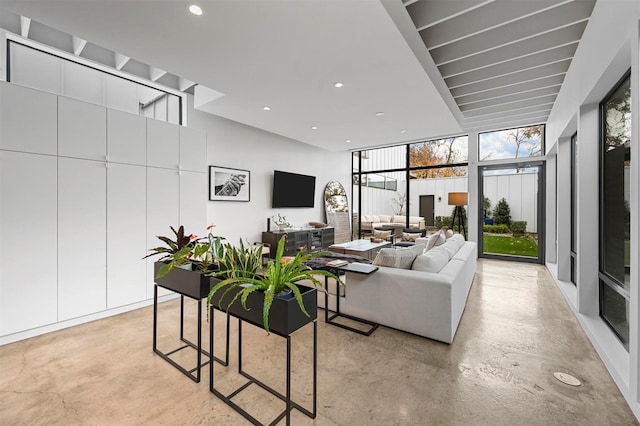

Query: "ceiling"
left=0, top=0, right=595, bottom=152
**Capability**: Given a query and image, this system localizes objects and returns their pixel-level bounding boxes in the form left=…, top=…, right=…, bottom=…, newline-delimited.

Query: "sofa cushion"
left=450, top=233, right=465, bottom=245
left=373, top=229, right=392, bottom=240
left=441, top=239, right=460, bottom=259
left=378, top=214, right=391, bottom=222
left=402, top=232, right=422, bottom=242
left=372, top=246, right=420, bottom=269
left=409, top=216, right=423, bottom=224
left=411, top=246, right=449, bottom=273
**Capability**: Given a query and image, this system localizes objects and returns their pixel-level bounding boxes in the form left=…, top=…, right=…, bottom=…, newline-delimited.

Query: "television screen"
left=272, top=170, right=316, bottom=208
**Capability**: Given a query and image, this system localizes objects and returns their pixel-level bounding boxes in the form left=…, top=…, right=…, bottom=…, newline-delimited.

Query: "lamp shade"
left=448, top=192, right=468, bottom=206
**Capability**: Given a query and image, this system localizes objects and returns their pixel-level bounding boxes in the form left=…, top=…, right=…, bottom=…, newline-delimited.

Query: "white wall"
left=187, top=95, right=351, bottom=245
left=545, top=0, right=640, bottom=419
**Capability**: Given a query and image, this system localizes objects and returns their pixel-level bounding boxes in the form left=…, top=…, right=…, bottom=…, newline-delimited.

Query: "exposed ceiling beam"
left=178, top=77, right=196, bottom=92
left=20, top=16, right=31, bottom=37
left=114, top=53, right=130, bottom=70
left=72, top=36, right=87, bottom=55
left=149, top=66, right=167, bottom=82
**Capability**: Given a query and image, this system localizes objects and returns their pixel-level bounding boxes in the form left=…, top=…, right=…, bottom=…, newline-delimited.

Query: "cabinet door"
left=107, top=163, right=147, bottom=308
left=147, top=167, right=179, bottom=298
left=147, top=119, right=179, bottom=169
left=0, top=151, right=58, bottom=336
left=0, top=82, right=57, bottom=155
left=107, top=109, right=146, bottom=166
left=58, top=157, right=107, bottom=320
left=179, top=171, right=207, bottom=236
left=179, top=126, right=206, bottom=172
left=58, top=97, right=107, bottom=161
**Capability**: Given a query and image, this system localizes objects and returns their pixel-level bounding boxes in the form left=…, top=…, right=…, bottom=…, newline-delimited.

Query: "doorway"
left=420, top=195, right=435, bottom=226
left=479, top=162, right=545, bottom=264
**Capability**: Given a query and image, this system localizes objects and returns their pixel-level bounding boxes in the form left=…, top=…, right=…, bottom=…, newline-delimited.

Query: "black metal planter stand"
left=208, top=286, right=318, bottom=426
left=152, top=263, right=230, bottom=383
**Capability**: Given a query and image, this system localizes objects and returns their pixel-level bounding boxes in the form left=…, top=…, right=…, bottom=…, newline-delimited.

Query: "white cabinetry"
left=107, top=109, right=146, bottom=166
left=58, top=97, right=106, bottom=161
left=0, top=151, right=58, bottom=335
left=58, top=157, right=107, bottom=321
left=146, top=167, right=179, bottom=298
left=147, top=119, right=179, bottom=169
left=0, top=82, right=57, bottom=155
left=107, top=163, right=147, bottom=308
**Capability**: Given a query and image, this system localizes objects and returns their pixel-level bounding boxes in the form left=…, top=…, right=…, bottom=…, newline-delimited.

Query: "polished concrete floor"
left=1, top=259, right=638, bottom=425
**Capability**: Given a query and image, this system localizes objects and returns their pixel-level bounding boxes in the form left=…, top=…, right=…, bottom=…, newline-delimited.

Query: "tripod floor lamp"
left=448, top=192, right=468, bottom=240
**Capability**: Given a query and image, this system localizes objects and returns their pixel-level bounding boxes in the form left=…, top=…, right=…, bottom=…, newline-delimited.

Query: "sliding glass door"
left=479, top=162, right=545, bottom=263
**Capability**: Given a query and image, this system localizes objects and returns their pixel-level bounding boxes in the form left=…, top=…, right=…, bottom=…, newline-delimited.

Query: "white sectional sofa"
left=329, top=234, right=476, bottom=344
left=359, top=214, right=426, bottom=233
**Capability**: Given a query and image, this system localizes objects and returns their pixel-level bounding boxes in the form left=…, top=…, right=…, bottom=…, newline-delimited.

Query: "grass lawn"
left=483, top=234, right=538, bottom=257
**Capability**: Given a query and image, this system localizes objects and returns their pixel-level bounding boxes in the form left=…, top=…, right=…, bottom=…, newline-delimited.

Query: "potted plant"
left=207, top=236, right=344, bottom=334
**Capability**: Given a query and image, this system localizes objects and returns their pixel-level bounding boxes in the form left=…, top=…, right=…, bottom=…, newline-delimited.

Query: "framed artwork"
left=209, top=166, right=250, bottom=202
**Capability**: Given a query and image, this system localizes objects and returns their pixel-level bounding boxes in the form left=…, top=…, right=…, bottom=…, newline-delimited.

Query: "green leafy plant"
left=143, top=225, right=195, bottom=262
left=483, top=224, right=510, bottom=234
left=493, top=198, right=512, bottom=227
left=511, top=221, right=527, bottom=235
left=207, top=236, right=343, bottom=334
left=210, top=237, right=263, bottom=280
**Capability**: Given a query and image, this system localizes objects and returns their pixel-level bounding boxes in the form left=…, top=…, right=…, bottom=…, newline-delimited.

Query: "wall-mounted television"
left=272, top=170, right=316, bottom=208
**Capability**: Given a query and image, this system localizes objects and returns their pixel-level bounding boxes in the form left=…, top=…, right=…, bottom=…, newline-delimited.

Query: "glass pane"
left=482, top=166, right=539, bottom=259
left=409, top=166, right=468, bottom=228
left=601, top=75, right=631, bottom=290
left=479, top=125, right=544, bottom=161
left=359, top=171, right=406, bottom=237
left=600, top=281, right=630, bottom=345
left=361, top=145, right=406, bottom=171
left=409, top=136, right=468, bottom=167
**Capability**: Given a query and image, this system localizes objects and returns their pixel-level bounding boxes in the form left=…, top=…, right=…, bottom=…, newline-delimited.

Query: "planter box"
left=154, top=262, right=214, bottom=299
left=209, top=283, right=317, bottom=335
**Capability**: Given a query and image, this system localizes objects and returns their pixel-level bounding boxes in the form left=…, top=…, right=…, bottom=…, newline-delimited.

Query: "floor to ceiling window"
left=478, top=125, right=545, bottom=263
left=352, top=138, right=468, bottom=239
left=570, top=132, right=578, bottom=285
left=599, top=71, right=631, bottom=349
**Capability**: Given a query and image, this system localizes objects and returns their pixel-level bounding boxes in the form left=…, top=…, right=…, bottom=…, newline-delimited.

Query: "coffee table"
left=328, top=239, right=391, bottom=260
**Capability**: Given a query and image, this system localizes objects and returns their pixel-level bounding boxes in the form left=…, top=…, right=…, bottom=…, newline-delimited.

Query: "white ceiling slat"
left=465, top=110, right=551, bottom=126
left=444, top=43, right=577, bottom=88
left=463, top=94, right=557, bottom=118
left=72, top=36, right=87, bottom=55
left=20, top=16, right=31, bottom=37
left=114, top=53, right=130, bottom=70
left=149, top=66, right=167, bottom=82
left=458, top=85, right=562, bottom=109
left=464, top=104, right=554, bottom=122
left=438, top=22, right=587, bottom=78
left=422, top=0, right=563, bottom=49
left=447, top=60, right=571, bottom=92
left=454, top=74, right=565, bottom=104
left=428, top=1, right=595, bottom=65
left=465, top=114, right=550, bottom=132
left=406, top=0, right=493, bottom=31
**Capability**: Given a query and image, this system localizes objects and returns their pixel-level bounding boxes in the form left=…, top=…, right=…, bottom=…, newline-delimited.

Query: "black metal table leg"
left=323, top=275, right=379, bottom=336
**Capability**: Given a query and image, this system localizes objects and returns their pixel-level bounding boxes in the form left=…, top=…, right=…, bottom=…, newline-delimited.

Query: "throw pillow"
left=424, top=234, right=439, bottom=252
left=434, top=230, right=447, bottom=246
left=441, top=239, right=459, bottom=259
left=308, top=221, right=327, bottom=228
left=445, top=229, right=454, bottom=239
left=451, top=234, right=465, bottom=245
left=372, top=247, right=418, bottom=269
left=411, top=247, right=450, bottom=273
left=402, top=232, right=422, bottom=242
left=373, top=229, right=392, bottom=240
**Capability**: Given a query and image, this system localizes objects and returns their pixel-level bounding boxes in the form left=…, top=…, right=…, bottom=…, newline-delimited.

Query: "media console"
left=262, top=228, right=334, bottom=257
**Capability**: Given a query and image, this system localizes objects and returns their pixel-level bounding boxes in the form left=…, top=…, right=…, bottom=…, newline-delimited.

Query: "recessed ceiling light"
left=333, top=82, right=344, bottom=88
left=263, top=106, right=271, bottom=111
left=401, top=129, right=408, bottom=133
left=311, top=126, right=318, bottom=130
left=188, top=4, right=203, bottom=15
left=345, top=139, right=351, bottom=143
left=375, top=112, right=384, bottom=116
